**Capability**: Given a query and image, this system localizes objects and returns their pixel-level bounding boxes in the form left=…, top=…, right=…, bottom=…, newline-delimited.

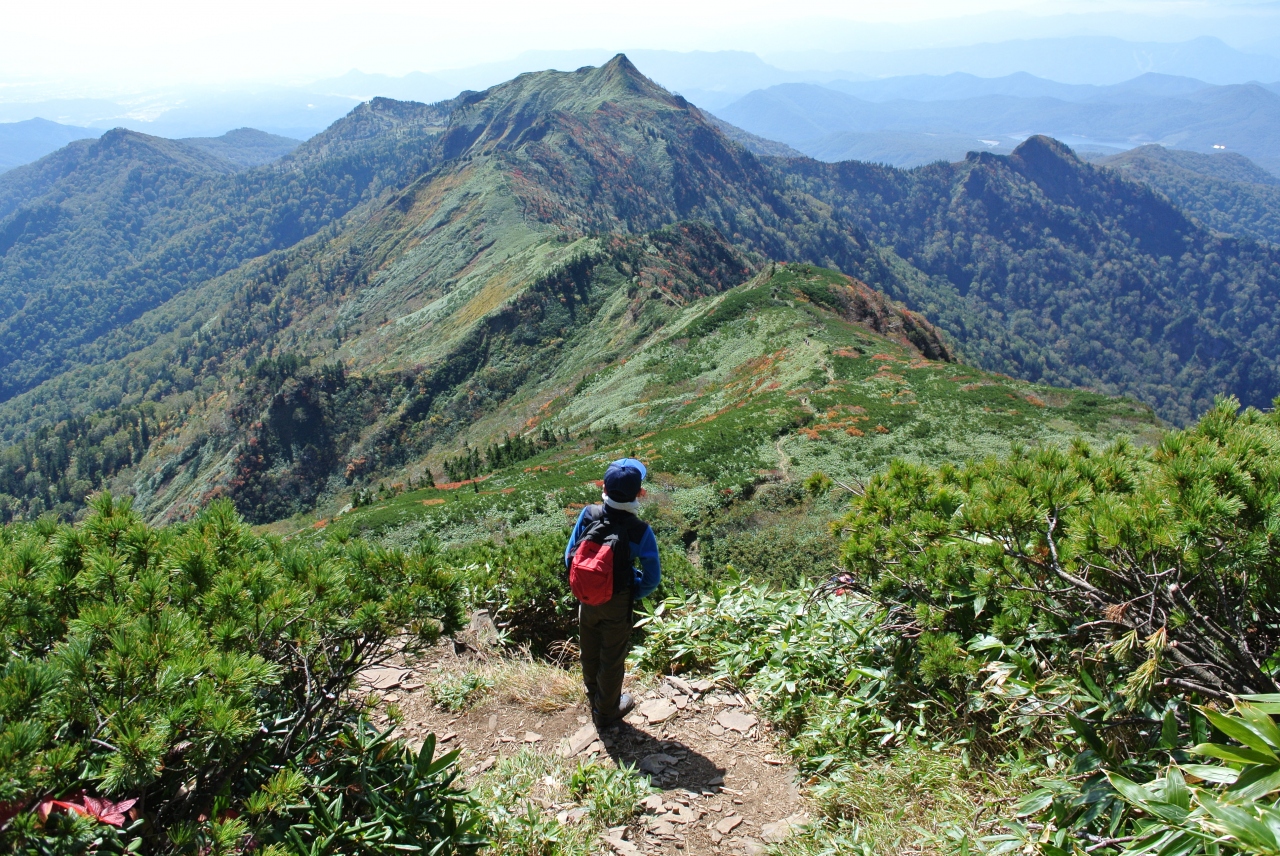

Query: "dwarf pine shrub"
left=638, top=397, right=1280, bottom=854
left=0, top=494, right=478, bottom=854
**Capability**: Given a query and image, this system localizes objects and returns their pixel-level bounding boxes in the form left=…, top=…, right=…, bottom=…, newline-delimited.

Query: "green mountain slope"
left=779, top=136, right=1280, bottom=424
left=5, top=58, right=1280, bottom=427
left=179, top=128, right=302, bottom=168
left=0, top=58, right=897, bottom=407
left=285, top=262, right=1157, bottom=583
left=0, top=56, right=1262, bottom=525
left=0, top=101, right=451, bottom=402
left=0, top=58, right=918, bottom=520
left=1098, top=144, right=1280, bottom=245
left=133, top=223, right=760, bottom=523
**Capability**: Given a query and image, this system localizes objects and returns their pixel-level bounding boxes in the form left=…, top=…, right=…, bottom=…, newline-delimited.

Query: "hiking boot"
left=592, top=693, right=636, bottom=729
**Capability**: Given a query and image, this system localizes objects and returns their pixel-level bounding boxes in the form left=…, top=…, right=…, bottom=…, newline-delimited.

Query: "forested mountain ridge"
left=0, top=59, right=903, bottom=410
left=0, top=129, right=236, bottom=219
left=179, top=127, right=302, bottom=168
left=1097, top=144, right=1280, bottom=245
left=0, top=57, right=921, bottom=522
left=0, top=104, right=455, bottom=404
left=1101, top=146, right=1280, bottom=187
left=0, top=56, right=1271, bottom=523
left=775, top=136, right=1280, bottom=424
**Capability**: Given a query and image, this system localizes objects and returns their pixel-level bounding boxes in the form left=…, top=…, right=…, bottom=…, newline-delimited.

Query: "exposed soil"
left=361, top=639, right=809, bottom=855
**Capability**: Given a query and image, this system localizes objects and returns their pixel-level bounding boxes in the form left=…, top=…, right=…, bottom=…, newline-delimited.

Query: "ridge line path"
left=362, top=639, right=809, bottom=855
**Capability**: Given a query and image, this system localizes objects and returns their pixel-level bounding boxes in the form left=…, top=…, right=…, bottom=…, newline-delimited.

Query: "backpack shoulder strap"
left=599, top=507, right=649, bottom=541
left=627, top=517, right=650, bottom=543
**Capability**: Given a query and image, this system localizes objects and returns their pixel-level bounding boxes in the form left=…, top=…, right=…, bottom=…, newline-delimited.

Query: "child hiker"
left=564, top=458, right=661, bottom=728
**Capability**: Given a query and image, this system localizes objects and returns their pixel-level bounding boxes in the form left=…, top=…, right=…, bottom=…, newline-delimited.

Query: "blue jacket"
left=564, top=505, right=662, bottom=600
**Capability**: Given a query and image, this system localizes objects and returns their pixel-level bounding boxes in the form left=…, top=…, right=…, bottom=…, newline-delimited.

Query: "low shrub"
left=445, top=525, right=709, bottom=655
left=567, top=760, right=653, bottom=827
left=633, top=580, right=1044, bottom=852
left=632, top=581, right=904, bottom=753
left=840, top=397, right=1280, bottom=705
left=470, top=749, right=651, bottom=856
left=995, top=698, right=1280, bottom=856
left=428, top=672, right=495, bottom=712
left=700, top=519, right=840, bottom=589
left=0, top=494, right=476, bottom=854
left=775, top=747, right=1023, bottom=856
left=447, top=530, right=577, bottom=655
left=826, top=397, right=1280, bottom=852
left=244, top=726, right=479, bottom=856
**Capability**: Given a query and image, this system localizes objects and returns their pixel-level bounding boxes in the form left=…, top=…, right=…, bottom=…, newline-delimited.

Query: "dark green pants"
left=580, top=591, right=633, bottom=721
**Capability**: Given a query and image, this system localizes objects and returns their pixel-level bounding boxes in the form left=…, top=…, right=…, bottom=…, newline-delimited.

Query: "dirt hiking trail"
left=362, top=636, right=809, bottom=855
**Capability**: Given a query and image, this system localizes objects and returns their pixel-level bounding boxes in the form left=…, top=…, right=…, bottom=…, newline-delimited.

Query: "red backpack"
left=568, top=506, right=644, bottom=605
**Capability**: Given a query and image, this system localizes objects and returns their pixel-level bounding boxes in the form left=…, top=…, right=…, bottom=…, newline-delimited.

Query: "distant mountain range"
left=307, top=37, right=1280, bottom=105
left=769, top=36, right=1280, bottom=86
left=823, top=71, right=1221, bottom=103
left=0, top=119, right=98, bottom=172
left=0, top=122, right=299, bottom=175
left=715, top=76, right=1280, bottom=173
left=1, top=57, right=1279, bottom=523
left=0, top=90, right=357, bottom=143
left=1, top=36, right=1279, bottom=150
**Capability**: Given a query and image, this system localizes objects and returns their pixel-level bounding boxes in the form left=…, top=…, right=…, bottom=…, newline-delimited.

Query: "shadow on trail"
left=599, top=720, right=725, bottom=792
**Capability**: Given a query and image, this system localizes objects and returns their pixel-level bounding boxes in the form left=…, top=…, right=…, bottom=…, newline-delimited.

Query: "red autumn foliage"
left=36, top=792, right=137, bottom=827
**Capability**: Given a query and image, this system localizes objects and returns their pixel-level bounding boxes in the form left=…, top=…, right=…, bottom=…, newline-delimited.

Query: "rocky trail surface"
left=359, top=636, right=809, bottom=855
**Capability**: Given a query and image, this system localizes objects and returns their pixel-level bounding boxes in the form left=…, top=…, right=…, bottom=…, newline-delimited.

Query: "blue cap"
left=603, top=458, right=647, bottom=502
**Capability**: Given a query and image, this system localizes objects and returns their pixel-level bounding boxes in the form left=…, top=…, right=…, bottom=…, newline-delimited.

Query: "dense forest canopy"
left=1098, top=144, right=1280, bottom=246
left=777, top=136, right=1280, bottom=424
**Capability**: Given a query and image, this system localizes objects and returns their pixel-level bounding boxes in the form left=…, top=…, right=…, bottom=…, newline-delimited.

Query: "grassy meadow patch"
left=329, top=264, right=1159, bottom=592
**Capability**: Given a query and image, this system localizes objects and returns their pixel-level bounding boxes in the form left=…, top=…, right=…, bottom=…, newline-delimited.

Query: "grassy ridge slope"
left=325, top=263, right=1157, bottom=587
left=0, top=57, right=1240, bottom=527
left=0, top=57, right=918, bottom=523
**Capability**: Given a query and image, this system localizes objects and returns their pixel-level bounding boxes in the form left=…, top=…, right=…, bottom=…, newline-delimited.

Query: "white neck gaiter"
left=602, top=492, right=641, bottom=514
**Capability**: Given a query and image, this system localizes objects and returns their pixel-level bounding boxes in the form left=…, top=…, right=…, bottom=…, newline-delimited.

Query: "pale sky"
left=3, top=0, right=1278, bottom=92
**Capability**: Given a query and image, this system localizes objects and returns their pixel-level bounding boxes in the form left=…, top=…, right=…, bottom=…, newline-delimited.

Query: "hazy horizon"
left=6, top=0, right=1280, bottom=175
left=5, top=1, right=1280, bottom=97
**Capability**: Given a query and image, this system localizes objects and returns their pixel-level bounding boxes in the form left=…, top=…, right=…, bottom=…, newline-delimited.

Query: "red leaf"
left=46, top=793, right=139, bottom=826
left=35, top=793, right=85, bottom=822
left=56, top=801, right=90, bottom=817
left=93, top=796, right=138, bottom=826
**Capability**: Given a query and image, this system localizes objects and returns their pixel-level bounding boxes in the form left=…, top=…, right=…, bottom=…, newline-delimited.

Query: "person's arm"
left=631, top=526, right=662, bottom=599
left=565, top=507, right=590, bottom=568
